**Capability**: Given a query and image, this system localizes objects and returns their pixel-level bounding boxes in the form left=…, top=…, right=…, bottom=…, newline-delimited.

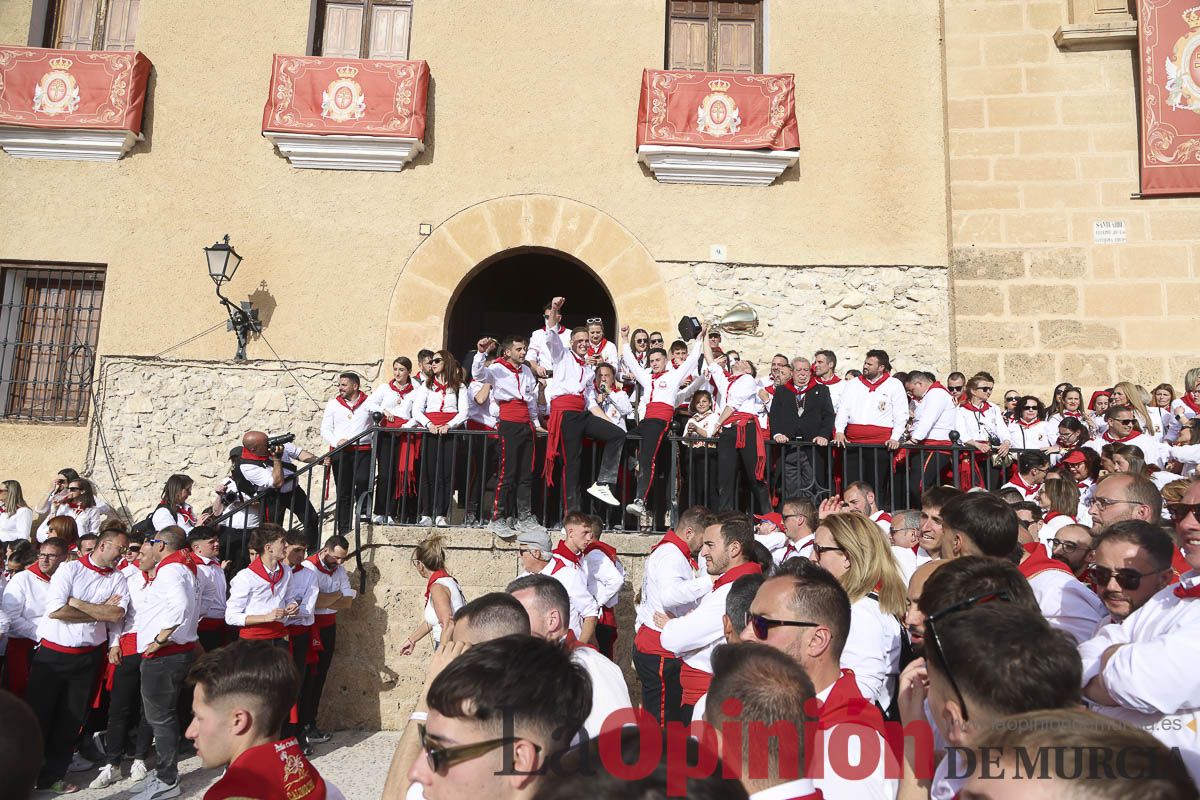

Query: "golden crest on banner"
left=1165, top=5, right=1200, bottom=113
left=696, top=78, right=741, bottom=137
left=32, top=56, right=81, bottom=115
left=321, top=65, right=367, bottom=122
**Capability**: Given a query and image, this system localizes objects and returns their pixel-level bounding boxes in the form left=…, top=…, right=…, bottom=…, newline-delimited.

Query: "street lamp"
left=203, top=234, right=260, bottom=360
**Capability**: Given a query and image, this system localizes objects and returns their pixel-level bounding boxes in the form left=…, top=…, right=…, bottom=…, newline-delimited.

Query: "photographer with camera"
left=232, top=430, right=320, bottom=551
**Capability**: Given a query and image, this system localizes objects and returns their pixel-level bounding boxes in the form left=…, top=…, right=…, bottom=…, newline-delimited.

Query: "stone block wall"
left=84, top=356, right=380, bottom=518
left=663, top=262, right=952, bottom=374
left=946, top=0, right=1200, bottom=395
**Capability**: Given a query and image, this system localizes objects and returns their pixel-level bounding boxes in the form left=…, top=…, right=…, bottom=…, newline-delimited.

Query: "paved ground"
left=62, top=730, right=402, bottom=799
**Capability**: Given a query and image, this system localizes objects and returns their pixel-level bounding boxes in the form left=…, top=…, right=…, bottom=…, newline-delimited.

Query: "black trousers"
left=496, top=421, right=534, bottom=520
left=634, top=418, right=670, bottom=501
left=632, top=646, right=684, bottom=726
left=463, top=434, right=498, bottom=521
left=103, top=653, right=152, bottom=766
left=373, top=434, right=404, bottom=517
left=559, top=410, right=625, bottom=514
left=300, top=624, right=336, bottom=726
left=681, top=446, right=719, bottom=508
left=844, top=445, right=895, bottom=508
left=778, top=442, right=816, bottom=498
left=717, top=427, right=771, bottom=513
left=285, top=628, right=311, bottom=737
left=331, top=450, right=371, bottom=534
left=268, top=485, right=321, bottom=551
left=908, top=449, right=953, bottom=507
left=28, top=646, right=104, bottom=785
left=419, top=435, right=455, bottom=518
left=140, top=649, right=197, bottom=785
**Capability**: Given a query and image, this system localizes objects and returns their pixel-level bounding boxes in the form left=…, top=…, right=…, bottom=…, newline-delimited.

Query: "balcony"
left=0, top=47, right=152, bottom=162
left=262, top=55, right=429, bottom=172
left=636, top=69, right=800, bottom=186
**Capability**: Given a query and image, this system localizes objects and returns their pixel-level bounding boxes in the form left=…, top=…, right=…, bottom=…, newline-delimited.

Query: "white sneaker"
left=417, top=515, right=433, bottom=526
left=131, top=759, right=149, bottom=782
left=435, top=516, right=450, bottom=527
left=371, top=514, right=388, bottom=524
left=587, top=483, right=619, bottom=506
left=90, top=764, right=120, bottom=789
left=625, top=499, right=646, bottom=517
left=68, top=751, right=94, bottom=773
left=388, top=517, right=401, bottom=525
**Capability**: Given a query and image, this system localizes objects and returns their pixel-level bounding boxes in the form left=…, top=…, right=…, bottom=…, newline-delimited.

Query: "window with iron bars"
left=0, top=265, right=105, bottom=424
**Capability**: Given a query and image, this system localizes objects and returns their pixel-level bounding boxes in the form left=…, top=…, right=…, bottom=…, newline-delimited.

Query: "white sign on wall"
left=1093, top=220, right=1127, bottom=244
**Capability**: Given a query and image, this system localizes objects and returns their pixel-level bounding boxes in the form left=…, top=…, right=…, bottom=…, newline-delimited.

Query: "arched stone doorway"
left=446, top=248, right=616, bottom=363
left=383, top=194, right=672, bottom=359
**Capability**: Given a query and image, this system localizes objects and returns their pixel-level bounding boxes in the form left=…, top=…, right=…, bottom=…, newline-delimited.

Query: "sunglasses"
left=1005, top=397, right=1019, bottom=403
left=145, top=538, right=163, bottom=546
left=1086, top=564, right=1162, bottom=591
left=587, top=317, right=602, bottom=325
left=1167, top=502, right=1200, bottom=522
left=1111, top=417, right=1135, bottom=425
left=948, top=386, right=964, bottom=393
left=747, top=613, right=818, bottom=640
left=634, top=338, right=647, bottom=344
left=1023, top=405, right=1039, bottom=411
left=925, top=590, right=1010, bottom=722
left=649, top=338, right=663, bottom=344
left=812, top=543, right=845, bottom=557
left=431, top=358, right=443, bottom=364
left=68, top=485, right=84, bottom=491
left=418, top=723, right=537, bottom=774
left=978, top=386, right=994, bottom=392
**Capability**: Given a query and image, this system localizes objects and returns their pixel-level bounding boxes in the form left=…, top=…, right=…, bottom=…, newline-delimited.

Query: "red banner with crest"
left=1138, top=0, right=1200, bottom=195
left=0, top=47, right=151, bottom=132
left=636, top=69, right=799, bottom=151
left=262, top=55, right=429, bottom=139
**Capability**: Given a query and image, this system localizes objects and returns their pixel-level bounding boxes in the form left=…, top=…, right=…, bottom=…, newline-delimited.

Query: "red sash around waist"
left=726, top=411, right=766, bottom=481
left=239, top=621, right=288, bottom=640
left=644, top=401, right=676, bottom=423
left=680, top=661, right=712, bottom=704
left=633, top=625, right=674, bottom=659
left=845, top=423, right=892, bottom=444
left=198, top=617, right=227, bottom=632
left=313, top=613, right=338, bottom=629
left=119, top=631, right=139, bottom=657
left=544, top=395, right=586, bottom=486
left=498, top=398, right=532, bottom=424
left=466, top=419, right=497, bottom=433
left=39, top=639, right=102, bottom=655
left=425, top=411, right=457, bottom=426
left=144, top=641, right=198, bottom=660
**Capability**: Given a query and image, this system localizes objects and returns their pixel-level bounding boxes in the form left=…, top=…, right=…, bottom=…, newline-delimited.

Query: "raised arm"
left=544, top=297, right=567, bottom=364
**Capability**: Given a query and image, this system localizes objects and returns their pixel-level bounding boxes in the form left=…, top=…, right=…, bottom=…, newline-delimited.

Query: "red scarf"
left=1174, top=581, right=1200, bottom=599
left=249, top=557, right=285, bottom=594
left=428, top=377, right=447, bottom=394
left=495, top=358, right=521, bottom=375
left=552, top=540, right=581, bottom=567
left=306, top=553, right=336, bottom=576
left=1016, top=418, right=1041, bottom=429
left=389, top=380, right=413, bottom=397
left=424, top=569, right=450, bottom=602
left=713, top=561, right=763, bottom=591
left=156, top=548, right=198, bottom=576
left=563, top=629, right=598, bottom=652
left=587, top=338, right=609, bottom=358
left=1043, top=511, right=1075, bottom=524
left=28, top=563, right=51, bottom=582
left=584, top=540, right=618, bottom=564
left=1007, top=473, right=1040, bottom=497
left=1061, top=409, right=1083, bottom=419
left=1182, top=394, right=1200, bottom=414
left=652, top=529, right=696, bottom=569
left=815, top=375, right=841, bottom=386
left=203, top=737, right=327, bottom=800
left=336, top=392, right=365, bottom=413
left=1018, top=542, right=1074, bottom=579
left=1104, top=429, right=1138, bottom=443
left=241, top=447, right=269, bottom=462
left=858, top=372, right=891, bottom=392
left=77, top=554, right=113, bottom=576
left=962, top=401, right=991, bottom=414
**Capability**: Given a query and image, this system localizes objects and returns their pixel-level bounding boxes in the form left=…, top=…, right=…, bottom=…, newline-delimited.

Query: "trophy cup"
left=678, top=302, right=762, bottom=340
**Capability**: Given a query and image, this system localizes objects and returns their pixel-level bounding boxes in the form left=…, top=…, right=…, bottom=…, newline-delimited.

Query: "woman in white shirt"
left=1008, top=396, right=1055, bottom=452
left=36, top=476, right=104, bottom=542
left=399, top=535, right=465, bottom=654
left=0, top=480, right=33, bottom=544
left=812, top=512, right=906, bottom=710
left=682, top=390, right=720, bottom=508
left=151, top=473, right=206, bottom=533
left=1046, top=386, right=1093, bottom=436
left=955, top=374, right=1011, bottom=488
left=411, top=350, right=469, bottom=527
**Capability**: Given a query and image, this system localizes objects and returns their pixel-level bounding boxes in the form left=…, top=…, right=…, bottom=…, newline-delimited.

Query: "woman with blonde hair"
left=0, top=480, right=33, bottom=543
left=399, top=534, right=465, bottom=654
left=812, top=511, right=905, bottom=709
left=1110, top=381, right=1159, bottom=440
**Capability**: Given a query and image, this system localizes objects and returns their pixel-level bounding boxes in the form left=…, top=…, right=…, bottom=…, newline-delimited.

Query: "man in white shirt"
left=811, top=349, right=845, bottom=411
left=526, top=300, right=571, bottom=378
left=225, top=524, right=298, bottom=642
left=280, top=531, right=320, bottom=755
left=232, top=431, right=319, bottom=552
left=545, top=516, right=600, bottom=643
left=514, top=526, right=596, bottom=643
left=582, top=517, right=624, bottom=659
left=300, top=535, right=354, bottom=745
left=843, top=480, right=892, bottom=534
left=1087, top=520, right=1176, bottom=625
left=632, top=506, right=713, bottom=726
left=2, top=536, right=66, bottom=697
left=1078, top=481, right=1200, bottom=781
left=779, top=496, right=817, bottom=561
left=904, top=371, right=958, bottom=506
left=833, top=349, right=908, bottom=509
left=28, top=527, right=129, bottom=794
left=321, top=372, right=374, bottom=535
left=133, top=526, right=200, bottom=800
left=188, top=527, right=228, bottom=650
left=1088, top=473, right=1164, bottom=533
left=508, top=573, right=631, bottom=742
left=660, top=513, right=762, bottom=722
left=1086, top=405, right=1164, bottom=467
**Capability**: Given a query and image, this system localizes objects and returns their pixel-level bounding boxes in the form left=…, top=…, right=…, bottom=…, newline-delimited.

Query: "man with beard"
left=1086, top=520, right=1176, bottom=626
left=903, top=559, right=943, bottom=658
left=1049, top=522, right=1095, bottom=579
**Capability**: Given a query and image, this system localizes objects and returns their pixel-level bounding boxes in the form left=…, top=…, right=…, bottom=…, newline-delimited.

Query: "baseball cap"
left=755, top=512, right=784, bottom=530
left=1061, top=450, right=1087, bottom=465
left=516, top=528, right=552, bottom=552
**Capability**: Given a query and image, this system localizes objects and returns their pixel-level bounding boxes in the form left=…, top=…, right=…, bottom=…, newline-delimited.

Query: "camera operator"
left=231, top=431, right=320, bottom=551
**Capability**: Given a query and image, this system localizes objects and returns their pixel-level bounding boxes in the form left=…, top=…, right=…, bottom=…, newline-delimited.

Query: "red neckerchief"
left=963, top=401, right=991, bottom=413
left=651, top=370, right=666, bottom=380
left=77, top=554, right=113, bottom=576
left=389, top=380, right=413, bottom=397
left=815, top=375, right=841, bottom=386
left=155, top=548, right=199, bottom=577
left=174, top=503, right=197, bottom=526
left=1008, top=473, right=1040, bottom=495
left=428, top=377, right=447, bottom=393
left=1016, top=418, right=1041, bottom=429
left=652, top=529, right=697, bottom=570
left=585, top=540, right=618, bottom=564
left=248, top=557, right=284, bottom=594
left=1061, top=410, right=1083, bottom=419
left=563, top=629, right=598, bottom=652
left=587, top=338, right=608, bottom=358
left=28, top=563, right=51, bottom=582
left=1043, top=511, right=1074, bottom=524
left=1104, top=429, right=1138, bottom=443
left=713, top=561, right=763, bottom=591
left=336, top=392, right=365, bottom=413
left=204, top=737, right=327, bottom=800
left=1182, top=394, right=1200, bottom=414
left=547, top=323, right=566, bottom=335
left=306, top=553, right=336, bottom=576
left=858, top=372, right=890, bottom=392
left=0, top=503, right=6, bottom=514
left=67, top=501, right=83, bottom=511
left=240, top=447, right=269, bottom=462
left=495, top=358, right=521, bottom=375
left=552, top=540, right=581, bottom=566
left=796, top=378, right=814, bottom=394
left=1174, top=580, right=1200, bottom=599
left=1018, top=542, right=1074, bottom=578
left=816, top=669, right=885, bottom=730
left=424, top=569, right=449, bottom=602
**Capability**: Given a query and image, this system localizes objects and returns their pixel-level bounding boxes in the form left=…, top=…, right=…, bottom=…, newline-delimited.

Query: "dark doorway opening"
left=446, top=249, right=616, bottom=365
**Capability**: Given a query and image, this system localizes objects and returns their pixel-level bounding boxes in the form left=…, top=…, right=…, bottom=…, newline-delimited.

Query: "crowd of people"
left=0, top=471, right=357, bottom=798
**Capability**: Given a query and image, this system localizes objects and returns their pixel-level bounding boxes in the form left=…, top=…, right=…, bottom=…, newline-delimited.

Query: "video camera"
left=267, top=432, right=295, bottom=449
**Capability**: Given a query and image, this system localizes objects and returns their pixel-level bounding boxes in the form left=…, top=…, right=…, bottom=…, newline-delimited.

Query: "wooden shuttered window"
left=667, top=1, right=763, bottom=74
left=52, top=0, right=140, bottom=51
left=316, top=0, right=413, bottom=59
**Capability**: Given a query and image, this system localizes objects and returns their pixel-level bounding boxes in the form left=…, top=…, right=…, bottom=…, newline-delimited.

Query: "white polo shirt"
left=36, top=555, right=129, bottom=649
